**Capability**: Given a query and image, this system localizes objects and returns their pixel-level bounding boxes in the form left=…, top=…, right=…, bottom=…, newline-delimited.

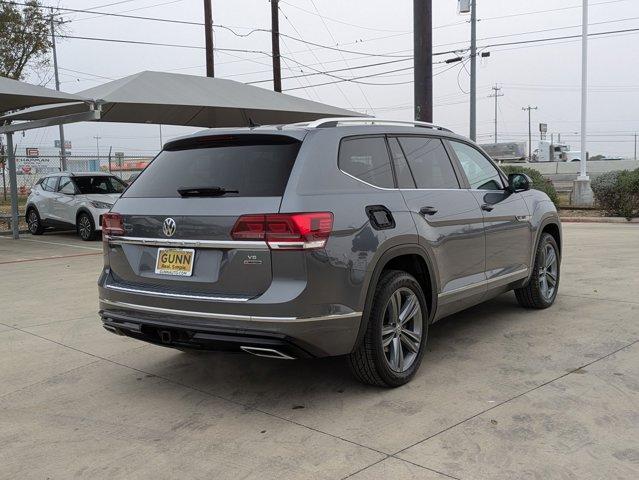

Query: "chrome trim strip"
left=99, top=298, right=362, bottom=323
left=107, top=236, right=268, bottom=250
left=240, top=346, right=295, bottom=360
left=438, top=268, right=529, bottom=299
left=104, top=283, right=251, bottom=302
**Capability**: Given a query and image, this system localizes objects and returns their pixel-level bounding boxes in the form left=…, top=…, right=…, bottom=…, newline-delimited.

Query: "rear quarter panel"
left=279, top=129, right=418, bottom=313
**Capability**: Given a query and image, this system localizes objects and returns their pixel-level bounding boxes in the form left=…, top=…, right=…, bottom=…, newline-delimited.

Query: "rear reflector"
left=102, top=212, right=124, bottom=236
left=231, top=212, right=333, bottom=250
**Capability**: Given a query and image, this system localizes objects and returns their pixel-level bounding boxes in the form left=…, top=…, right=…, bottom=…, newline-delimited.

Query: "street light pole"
left=579, top=0, right=589, bottom=180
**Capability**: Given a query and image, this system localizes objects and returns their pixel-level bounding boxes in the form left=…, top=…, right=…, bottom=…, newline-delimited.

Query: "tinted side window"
left=388, top=137, right=416, bottom=188
left=339, top=137, right=394, bottom=188
left=397, top=137, right=459, bottom=189
left=58, top=176, right=76, bottom=194
left=42, top=177, right=57, bottom=192
left=450, top=141, right=503, bottom=190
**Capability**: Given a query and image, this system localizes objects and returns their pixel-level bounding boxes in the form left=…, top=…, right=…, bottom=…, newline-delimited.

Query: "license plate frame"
left=155, top=247, right=195, bottom=277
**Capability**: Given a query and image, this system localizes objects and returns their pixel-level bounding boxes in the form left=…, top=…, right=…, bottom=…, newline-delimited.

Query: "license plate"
left=155, top=248, right=195, bottom=276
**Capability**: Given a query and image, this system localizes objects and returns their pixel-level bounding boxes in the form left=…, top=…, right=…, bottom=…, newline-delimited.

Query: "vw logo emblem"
left=162, top=218, right=176, bottom=237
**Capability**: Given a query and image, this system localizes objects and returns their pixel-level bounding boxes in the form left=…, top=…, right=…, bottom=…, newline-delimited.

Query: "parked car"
left=26, top=172, right=127, bottom=241
left=98, top=118, right=561, bottom=387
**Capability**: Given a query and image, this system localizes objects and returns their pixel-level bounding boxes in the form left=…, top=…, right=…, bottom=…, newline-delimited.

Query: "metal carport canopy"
left=0, top=76, right=88, bottom=113
left=0, top=71, right=360, bottom=127
left=1, top=71, right=362, bottom=240
left=0, top=77, right=92, bottom=240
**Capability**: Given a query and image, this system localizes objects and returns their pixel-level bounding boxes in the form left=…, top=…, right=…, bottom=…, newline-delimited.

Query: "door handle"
left=481, top=204, right=494, bottom=212
left=419, top=206, right=438, bottom=216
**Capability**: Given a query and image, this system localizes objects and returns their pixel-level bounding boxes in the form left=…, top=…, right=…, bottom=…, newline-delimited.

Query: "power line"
left=5, top=0, right=412, bottom=59
left=307, top=0, right=376, bottom=114
left=283, top=59, right=462, bottom=91
left=279, top=0, right=410, bottom=34
left=52, top=26, right=639, bottom=91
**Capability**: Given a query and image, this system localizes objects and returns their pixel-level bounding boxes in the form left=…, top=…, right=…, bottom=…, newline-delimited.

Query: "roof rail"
left=301, top=117, right=453, bottom=132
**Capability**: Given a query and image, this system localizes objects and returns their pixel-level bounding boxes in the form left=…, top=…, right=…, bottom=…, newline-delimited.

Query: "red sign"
left=21, top=165, right=32, bottom=174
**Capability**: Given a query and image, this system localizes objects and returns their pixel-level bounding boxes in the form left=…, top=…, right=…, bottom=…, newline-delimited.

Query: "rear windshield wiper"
left=177, top=186, right=239, bottom=197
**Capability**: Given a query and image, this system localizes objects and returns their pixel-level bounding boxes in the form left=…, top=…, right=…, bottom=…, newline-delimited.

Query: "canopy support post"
left=5, top=132, right=19, bottom=239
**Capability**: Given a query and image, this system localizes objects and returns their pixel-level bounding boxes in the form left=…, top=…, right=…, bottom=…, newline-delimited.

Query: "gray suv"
left=98, top=118, right=561, bottom=387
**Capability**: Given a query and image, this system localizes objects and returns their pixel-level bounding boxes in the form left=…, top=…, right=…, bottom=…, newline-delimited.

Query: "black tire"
left=515, top=233, right=560, bottom=309
left=26, top=208, right=45, bottom=235
left=77, top=212, right=97, bottom=241
left=349, top=270, right=429, bottom=387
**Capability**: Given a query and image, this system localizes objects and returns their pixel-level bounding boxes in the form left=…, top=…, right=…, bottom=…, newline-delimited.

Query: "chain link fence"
left=0, top=154, right=152, bottom=200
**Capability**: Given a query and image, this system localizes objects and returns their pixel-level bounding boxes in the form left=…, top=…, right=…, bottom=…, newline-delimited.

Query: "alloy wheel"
left=381, top=287, right=423, bottom=373
left=78, top=215, right=92, bottom=240
left=28, top=211, right=39, bottom=233
left=539, top=243, right=558, bottom=300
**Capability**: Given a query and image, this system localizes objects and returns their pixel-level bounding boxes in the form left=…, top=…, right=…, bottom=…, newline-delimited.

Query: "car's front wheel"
left=77, top=212, right=97, bottom=241
left=26, top=208, right=44, bottom=235
left=515, top=233, right=560, bottom=308
left=349, top=270, right=428, bottom=387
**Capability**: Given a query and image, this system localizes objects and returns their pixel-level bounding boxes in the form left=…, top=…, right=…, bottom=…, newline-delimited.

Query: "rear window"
left=74, top=176, right=126, bottom=194
left=123, top=136, right=301, bottom=198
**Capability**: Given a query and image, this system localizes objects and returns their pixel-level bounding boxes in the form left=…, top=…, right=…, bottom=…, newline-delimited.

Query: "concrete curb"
left=560, top=216, right=639, bottom=224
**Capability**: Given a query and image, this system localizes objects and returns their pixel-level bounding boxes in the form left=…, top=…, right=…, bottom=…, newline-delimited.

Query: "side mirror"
left=507, top=173, right=531, bottom=193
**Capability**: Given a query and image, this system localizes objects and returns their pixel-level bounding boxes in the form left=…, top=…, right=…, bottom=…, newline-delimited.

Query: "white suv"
left=25, top=172, right=127, bottom=241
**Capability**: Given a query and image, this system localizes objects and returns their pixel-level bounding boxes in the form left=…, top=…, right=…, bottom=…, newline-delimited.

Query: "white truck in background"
left=535, top=140, right=582, bottom=162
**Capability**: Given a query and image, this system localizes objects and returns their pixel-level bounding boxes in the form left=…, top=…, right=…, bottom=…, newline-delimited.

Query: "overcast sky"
left=13, top=0, right=639, bottom=159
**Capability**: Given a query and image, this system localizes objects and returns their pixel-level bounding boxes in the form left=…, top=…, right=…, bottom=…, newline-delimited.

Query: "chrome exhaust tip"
left=240, top=346, right=295, bottom=360
left=103, top=324, right=123, bottom=335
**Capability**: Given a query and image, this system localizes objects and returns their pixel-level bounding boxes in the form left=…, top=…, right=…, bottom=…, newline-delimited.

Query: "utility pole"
left=203, top=0, right=214, bottom=77
left=50, top=11, right=67, bottom=171
left=469, top=0, right=477, bottom=140
left=271, top=0, right=282, bottom=92
left=634, top=133, right=637, bottom=161
left=522, top=105, right=538, bottom=161
left=488, top=84, right=503, bottom=143
left=93, top=135, right=102, bottom=165
left=413, top=0, right=433, bottom=122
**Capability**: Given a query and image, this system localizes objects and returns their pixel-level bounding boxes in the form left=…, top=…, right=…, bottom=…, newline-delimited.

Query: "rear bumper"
left=99, top=298, right=361, bottom=357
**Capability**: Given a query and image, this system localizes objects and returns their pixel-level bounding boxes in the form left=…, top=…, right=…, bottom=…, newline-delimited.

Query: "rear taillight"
left=231, top=212, right=333, bottom=250
left=102, top=212, right=124, bottom=236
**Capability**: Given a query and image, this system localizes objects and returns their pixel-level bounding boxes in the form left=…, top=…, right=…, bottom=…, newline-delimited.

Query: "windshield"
left=74, top=176, right=127, bottom=194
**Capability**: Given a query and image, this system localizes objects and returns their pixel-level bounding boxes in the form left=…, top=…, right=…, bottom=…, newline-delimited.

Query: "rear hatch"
left=104, top=133, right=303, bottom=300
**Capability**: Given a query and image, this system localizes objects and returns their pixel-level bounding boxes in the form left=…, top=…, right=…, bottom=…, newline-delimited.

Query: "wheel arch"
left=25, top=203, right=39, bottom=217
left=353, top=244, right=438, bottom=351
left=75, top=207, right=94, bottom=225
left=526, top=217, right=562, bottom=283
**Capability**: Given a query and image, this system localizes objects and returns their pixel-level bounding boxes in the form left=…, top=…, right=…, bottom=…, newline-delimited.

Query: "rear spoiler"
left=164, top=133, right=303, bottom=151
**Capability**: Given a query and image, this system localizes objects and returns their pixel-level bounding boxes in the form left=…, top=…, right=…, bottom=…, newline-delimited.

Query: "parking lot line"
left=0, top=251, right=101, bottom=265
left=0, top=236, right=102, bottom=251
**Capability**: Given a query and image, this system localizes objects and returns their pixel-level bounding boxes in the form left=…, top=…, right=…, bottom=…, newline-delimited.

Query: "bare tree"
left=0, top=0, right=56, bottom=80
